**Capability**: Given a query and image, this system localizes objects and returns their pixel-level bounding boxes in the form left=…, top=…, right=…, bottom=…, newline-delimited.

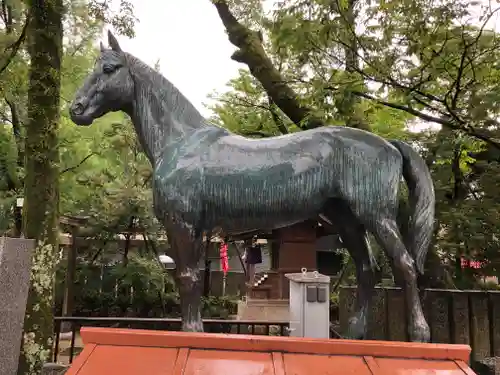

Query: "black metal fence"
left=53, top=316, right=290, bottom=363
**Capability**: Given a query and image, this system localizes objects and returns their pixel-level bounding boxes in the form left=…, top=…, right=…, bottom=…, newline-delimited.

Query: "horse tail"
left=389, top=140, right=435, bottom=274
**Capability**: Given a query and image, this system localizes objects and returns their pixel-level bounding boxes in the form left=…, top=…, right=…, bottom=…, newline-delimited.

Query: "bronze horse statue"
left=70, top=31, right=435, bottom=342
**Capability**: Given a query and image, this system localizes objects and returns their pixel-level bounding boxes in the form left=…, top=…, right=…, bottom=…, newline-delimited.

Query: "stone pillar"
left=0, top=237, right=35, bottom=375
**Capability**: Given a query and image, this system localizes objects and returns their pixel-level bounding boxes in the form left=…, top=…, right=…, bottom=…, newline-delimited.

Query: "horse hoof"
left=182, top=321, right=204, bottom=333
left=409, top=322, right=430, bottom=343
left=346, top=317, right=366, bottom=340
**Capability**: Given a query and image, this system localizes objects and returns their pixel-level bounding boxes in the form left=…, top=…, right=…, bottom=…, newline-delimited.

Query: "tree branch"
left=347, top=89, right=500, bottom=149
left=267, top=95, right=289, bottom=135
left=312, top=4, right=500, bottom=139
left=217, top=96, right=271, bottom=112
left=0, top=14, right=29, bottom=76
left=4, top=96, right=24, bottom=166
left=239, top=129, right=270, bottom=138
left=451, top=143, right=466, bottom=201
left=214, top=95, right=288, bottom=135
left=1, top=1, right=13, bottom=34
left=60, top=153, right=96, bottom=175
left=449, top=27, right=468, bottom=111
left=212, top=0, right=324, bottom=130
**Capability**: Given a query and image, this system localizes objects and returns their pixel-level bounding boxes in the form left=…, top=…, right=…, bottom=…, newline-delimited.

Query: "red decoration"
left=460, top=258, right=483, bottom=269
left=220, top=242, right=229, bottom=274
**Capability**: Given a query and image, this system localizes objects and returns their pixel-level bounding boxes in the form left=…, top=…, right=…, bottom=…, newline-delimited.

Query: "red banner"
left=220, top=242, right=229, bottom=274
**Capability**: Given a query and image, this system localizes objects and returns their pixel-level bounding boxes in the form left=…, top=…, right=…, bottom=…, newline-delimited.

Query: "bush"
left=201, top=295, right=238, bottom=318
left=56, top=255, right=238, bottom=319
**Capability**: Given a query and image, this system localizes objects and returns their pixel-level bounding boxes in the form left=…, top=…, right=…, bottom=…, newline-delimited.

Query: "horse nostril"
left=71, top=102, right=85, bottom=115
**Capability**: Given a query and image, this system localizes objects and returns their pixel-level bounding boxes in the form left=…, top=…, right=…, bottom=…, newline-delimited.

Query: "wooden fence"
left=339, top=286, right=500, bottom=360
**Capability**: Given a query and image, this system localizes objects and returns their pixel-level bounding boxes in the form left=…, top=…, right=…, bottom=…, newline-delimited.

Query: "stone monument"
left=0, top=237, right=35, bottom=375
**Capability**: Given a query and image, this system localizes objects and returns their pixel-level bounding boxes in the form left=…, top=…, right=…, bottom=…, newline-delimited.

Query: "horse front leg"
left=167, top=222, right=205, bottom=332
left=177, top=260, right=203, bottom=332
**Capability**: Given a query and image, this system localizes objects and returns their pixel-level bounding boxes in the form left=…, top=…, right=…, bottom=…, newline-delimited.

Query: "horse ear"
left=107, top=30, right=122, bottom=53
left=100, top=41, right=105, bottom=52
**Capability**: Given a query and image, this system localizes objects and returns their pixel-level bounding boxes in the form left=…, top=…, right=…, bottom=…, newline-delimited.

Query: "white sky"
left=114, top=0, right=241, bottom=117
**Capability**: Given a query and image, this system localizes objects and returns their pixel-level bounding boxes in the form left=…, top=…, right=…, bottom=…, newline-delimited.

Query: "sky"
left=113, top=0, right=242, bottom=117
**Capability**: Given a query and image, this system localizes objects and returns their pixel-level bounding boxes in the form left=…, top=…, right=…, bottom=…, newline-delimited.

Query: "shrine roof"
left=65, top=327, right=476, bottom=375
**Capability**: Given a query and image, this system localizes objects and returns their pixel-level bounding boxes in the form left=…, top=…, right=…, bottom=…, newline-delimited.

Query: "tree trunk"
left=213, top=0, right=324, bottom=130
left=17, top=0, right=63, bottom=374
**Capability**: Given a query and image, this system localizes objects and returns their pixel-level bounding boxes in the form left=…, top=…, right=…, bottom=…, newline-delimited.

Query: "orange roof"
left=66, top=327, right=476, bottom=375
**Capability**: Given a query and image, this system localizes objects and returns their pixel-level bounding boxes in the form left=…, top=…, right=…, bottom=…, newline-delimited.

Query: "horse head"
left=70, top=31, right=134, bottom=126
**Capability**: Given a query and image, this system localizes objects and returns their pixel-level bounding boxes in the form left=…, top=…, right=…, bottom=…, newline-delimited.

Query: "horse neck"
left=128, top=60, right=208, bottom=165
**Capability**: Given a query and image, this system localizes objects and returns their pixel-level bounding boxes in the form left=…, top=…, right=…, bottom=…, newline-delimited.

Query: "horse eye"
left=102, top=64, right=117, bottom=74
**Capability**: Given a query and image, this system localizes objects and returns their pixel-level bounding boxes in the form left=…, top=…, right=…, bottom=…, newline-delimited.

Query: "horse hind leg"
left=341, top=225, right=378, bottom=339
left=368, top=213, right=430, bottom=343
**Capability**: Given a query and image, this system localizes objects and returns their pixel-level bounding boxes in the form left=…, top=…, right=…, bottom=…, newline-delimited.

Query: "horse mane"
left=124, top=53, right=227, bottom=134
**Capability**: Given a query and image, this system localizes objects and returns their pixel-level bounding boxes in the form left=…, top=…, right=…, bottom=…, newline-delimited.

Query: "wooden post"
left=489, top=291, right=500, bottom=356
left=222, top=273, right=227, bottom=296
left=14, top=197, right=23, bottom=237
left=203, top=242, right=211, bottom=297
left=60, top=215, right=88, bottom=332
left=470, top=291, right=491, bottom=360
left=387, top=287, right=407, bottom=341
left=61, top=227, right=77, bottom=332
